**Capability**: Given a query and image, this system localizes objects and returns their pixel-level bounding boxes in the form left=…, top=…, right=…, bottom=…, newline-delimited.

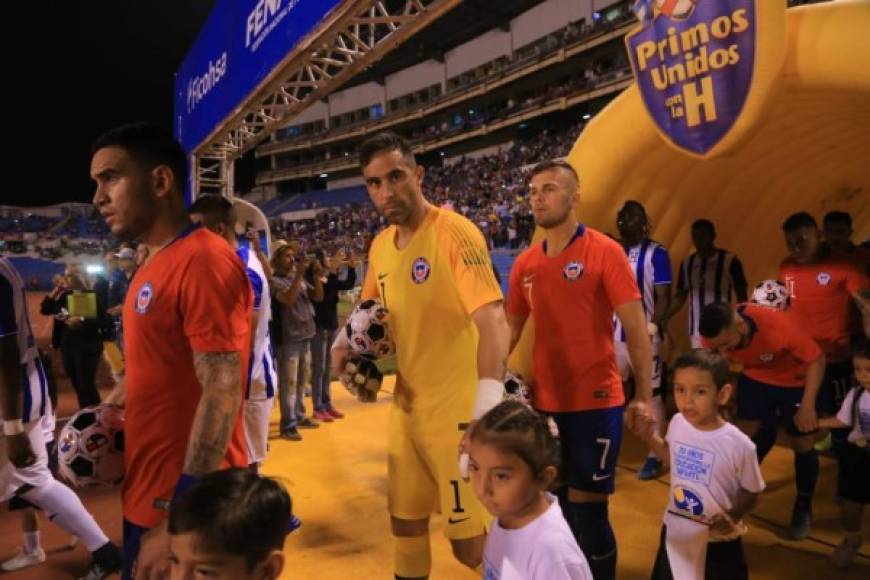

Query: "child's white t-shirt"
left=665, top=413, right=766, bottom=540
left=483, top=493, right=591, bottom=580
left=835, top=387, right=870, bottom=444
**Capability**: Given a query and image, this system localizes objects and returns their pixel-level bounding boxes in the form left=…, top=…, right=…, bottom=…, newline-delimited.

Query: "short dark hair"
left=699, top=302, right=735, bottom=338
left=619, top=199, right=648, bottom=220
left=672, top=349, right=731, bottom=390
left=188, top=194, right=235, bottom=226
left=470, top=400, right=560, bottom=484
left=529, top=159, right=580, bottom=185
left=851, top=336, right=870, bottom=360
left=91, top=122, right=187, bottom=191
left=823, top=211, right=852, bottom=227
left=782, top=212, right=817, bottom=233
left=168, top=468, right=293, bottom=570
left=358, top=131, right=414, bottom=168
left=692, top=219, right=715, bottom=233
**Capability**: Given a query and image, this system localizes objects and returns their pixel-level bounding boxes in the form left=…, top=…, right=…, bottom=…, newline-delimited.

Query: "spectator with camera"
left=270, top=240, right=324, bottom=441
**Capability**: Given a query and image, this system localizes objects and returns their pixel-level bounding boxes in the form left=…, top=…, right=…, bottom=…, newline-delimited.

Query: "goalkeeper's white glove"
left=459, top=378, right=505, bottom=478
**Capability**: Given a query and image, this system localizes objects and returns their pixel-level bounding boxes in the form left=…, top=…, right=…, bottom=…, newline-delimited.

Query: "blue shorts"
left=545, top=407, right=623, bottom=494
left=123, top=518, right=150, bottom=580
left=736, top=375, right=818, bottom=436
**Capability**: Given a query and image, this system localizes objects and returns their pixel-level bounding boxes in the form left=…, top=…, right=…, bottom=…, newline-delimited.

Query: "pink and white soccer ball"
left=345, top=299, right=395, bottom=359
left=57, top=404, right=125, bottom=489
left=656, top=0, right=697, bottom=20
left=751, top=279, right=790, bottom=310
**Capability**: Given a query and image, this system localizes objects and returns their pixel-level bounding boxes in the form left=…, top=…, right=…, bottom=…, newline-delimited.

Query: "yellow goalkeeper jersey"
left=362, top=205, right=503, bottom=414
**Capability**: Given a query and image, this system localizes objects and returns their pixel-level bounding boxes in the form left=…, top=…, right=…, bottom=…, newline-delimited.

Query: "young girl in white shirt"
left=468, top=400, right=591, bottom=580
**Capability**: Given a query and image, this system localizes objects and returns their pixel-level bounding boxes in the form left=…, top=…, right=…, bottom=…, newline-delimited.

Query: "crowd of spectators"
left=269, top=120, right=584, bottom=257
left=3, top=115, right=584, bottom=270
left=0, top=206, right=111, bottom=259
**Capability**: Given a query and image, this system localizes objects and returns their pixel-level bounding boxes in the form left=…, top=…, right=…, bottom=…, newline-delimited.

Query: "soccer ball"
left=341, top=356, right=385, bottom=403
left=345, top=299, right=395, bottom=359
left=57, top=405, right=124, bottom=489
left=655, top=0, right=697, bottom=20
left=751, top=279, right=790, bottom=310
left=504, top=371, right=532, bottom=406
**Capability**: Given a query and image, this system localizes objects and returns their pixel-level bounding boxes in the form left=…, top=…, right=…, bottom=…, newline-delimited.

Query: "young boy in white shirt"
left=813, top=339, right=870, bottom=568
left=634, top=349, right=765, bottom=580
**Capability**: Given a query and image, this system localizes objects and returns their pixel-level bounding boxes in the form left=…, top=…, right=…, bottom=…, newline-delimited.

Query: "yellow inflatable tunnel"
left=511, top=0, right=870, bottom=377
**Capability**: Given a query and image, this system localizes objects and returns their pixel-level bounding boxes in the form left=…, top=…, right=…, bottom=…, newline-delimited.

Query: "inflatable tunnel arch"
left=510, top=0, right=870, bottom=378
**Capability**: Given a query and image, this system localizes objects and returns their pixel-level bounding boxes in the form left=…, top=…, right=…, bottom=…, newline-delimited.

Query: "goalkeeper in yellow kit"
left=332, top=132, right=510, bottom=579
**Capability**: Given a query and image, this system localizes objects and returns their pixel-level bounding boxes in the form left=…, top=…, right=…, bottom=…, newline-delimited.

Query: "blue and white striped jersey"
left=614, top=240, right=672, bottom=342
left=236, top=245, right=278, bottom=401
left=0, top=257, right=48, bottom=423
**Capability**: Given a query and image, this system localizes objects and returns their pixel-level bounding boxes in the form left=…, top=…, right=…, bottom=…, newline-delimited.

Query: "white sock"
left=24, top=531, right=41, bottom=554
left=21, top=480, right=109, bottom=552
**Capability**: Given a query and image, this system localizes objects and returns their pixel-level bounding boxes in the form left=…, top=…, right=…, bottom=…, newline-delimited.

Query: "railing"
left=255, top=69, right=632, bottom=184
left=256, top=16, right=635, bottom=158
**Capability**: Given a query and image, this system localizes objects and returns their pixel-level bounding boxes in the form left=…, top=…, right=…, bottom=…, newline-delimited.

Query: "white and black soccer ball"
left=751, top=279, right=790, bottom=310
left=57, top=405, right=125, bottom=489
left=345, top=299, right=395, bottom=359
left=504, top=371, right=532, bottom=406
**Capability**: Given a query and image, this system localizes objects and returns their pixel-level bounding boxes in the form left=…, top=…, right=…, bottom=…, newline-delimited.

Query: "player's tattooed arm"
left=184, top=351, right=242, bottom=477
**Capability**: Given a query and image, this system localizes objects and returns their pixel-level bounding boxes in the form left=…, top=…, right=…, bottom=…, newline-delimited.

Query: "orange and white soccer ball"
left=656, top=0, right=697, bottom=20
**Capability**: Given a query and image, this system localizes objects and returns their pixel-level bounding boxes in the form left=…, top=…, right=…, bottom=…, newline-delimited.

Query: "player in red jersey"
left=506, top=160, right=652, bottom=580
left=779, top=212, right=869, bottom=423
left=823, top=211, right=870, bottom=275
left=700, top=302, right=826, bottom=540
left=91, top=123, right=252, bottom=580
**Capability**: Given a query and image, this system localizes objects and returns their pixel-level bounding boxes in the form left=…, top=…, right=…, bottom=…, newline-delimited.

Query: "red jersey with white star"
left=779, top=252, right=867, bottom=361
left=507, top=225, right=640, bottom=412
left=704, top=304, right=822, bottom=387
left=122, top=226, right=251, bottom=527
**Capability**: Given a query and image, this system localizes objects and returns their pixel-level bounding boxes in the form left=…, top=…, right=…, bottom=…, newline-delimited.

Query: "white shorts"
left=615, top=339, right=662, bottom=396
left=0, top=420, right=53, bottom=502
left=243, top=398, right=274, bottom=465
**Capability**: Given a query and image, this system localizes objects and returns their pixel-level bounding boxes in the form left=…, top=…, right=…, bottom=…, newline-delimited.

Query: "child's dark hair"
left=169, top=468, right=293, bottom=570
left=470, top=401, right=560, bottom=481
left=851, top=336, right=870, bottom=360
left=672, top=349, right=731, bottom=390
